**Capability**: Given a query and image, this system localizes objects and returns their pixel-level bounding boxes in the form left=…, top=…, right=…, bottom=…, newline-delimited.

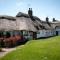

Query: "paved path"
left=0, top=48, right=16, bottom=58
left=0, top=45, right=24, bottom=58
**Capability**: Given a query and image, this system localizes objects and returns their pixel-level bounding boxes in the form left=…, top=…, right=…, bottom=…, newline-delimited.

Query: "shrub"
left=0, top=43, right=2, bottom=52
left=0, top=48, right=2, bottom=52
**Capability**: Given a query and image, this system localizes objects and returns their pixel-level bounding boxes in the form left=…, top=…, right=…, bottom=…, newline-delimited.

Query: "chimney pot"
left=53, top=18, right=56, bottom=22
left=46, top=17, right=49, bottom=22
left=28, top=8, right=33, bottom=17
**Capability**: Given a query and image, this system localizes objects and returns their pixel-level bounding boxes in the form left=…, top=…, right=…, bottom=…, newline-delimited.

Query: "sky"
left=0, top=0, right=60, bottom=21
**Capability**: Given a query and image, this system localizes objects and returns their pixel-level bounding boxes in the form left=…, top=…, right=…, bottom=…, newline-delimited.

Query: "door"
left=56, top=31, right=58, bottom=36
left=33, top=32, right=37, bottom=40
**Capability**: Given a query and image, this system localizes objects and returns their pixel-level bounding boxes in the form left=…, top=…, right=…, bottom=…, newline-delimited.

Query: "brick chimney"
left=46, top=17, right=49, bottom=22
left=28, top=8, right=33, bottom=17
left=53, top=18, right=56, bottom=22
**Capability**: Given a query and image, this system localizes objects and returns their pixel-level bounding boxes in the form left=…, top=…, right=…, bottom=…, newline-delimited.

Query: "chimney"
left=46, top=17, right=49, bottom=22
left=28, top=8, right=33, bottom=17
left=53, top=18, right=56, bottom=22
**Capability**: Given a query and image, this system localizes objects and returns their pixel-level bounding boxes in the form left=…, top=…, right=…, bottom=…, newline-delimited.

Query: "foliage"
left=0, top=48, right=2, bottom=52
left=0, top=44, right=2, bottom=52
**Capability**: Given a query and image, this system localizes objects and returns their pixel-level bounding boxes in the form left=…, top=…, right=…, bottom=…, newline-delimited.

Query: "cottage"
left=37, top=17, right=56, bottom=38
left=51, top=22, right=60, bottom=35
left=0, top=15, right=17, bottom=36
left=16, top=8, right=39, bottom=40
left=0, top=8, right=60, bottom=47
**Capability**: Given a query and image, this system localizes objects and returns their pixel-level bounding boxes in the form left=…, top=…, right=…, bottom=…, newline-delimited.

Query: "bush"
left=0, top=48, right=2, bottom=52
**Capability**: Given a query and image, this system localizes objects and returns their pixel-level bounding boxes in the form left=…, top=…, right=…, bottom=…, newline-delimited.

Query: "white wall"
left=37, top=30, right=56, bottom=38
left=37, top=30, right=47, bottom=38
left=56, top=29, right=60, bottom=35
left=58, top=31, right=60, bottom=35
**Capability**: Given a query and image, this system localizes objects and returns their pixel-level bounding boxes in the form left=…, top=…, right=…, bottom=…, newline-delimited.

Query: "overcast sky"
left=0, top=0, right=60, bottom=21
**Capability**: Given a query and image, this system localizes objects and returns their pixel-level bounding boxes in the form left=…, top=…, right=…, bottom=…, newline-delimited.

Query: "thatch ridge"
left=0, top=15, right=16, bottom=21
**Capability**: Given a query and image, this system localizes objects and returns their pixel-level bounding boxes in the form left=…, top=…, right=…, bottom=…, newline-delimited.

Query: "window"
left=6, top=32, right=11, bottom=38
left=37, top=31, right=40, bottom=34
left=23, top=31, right=28, bottom=36
left=0, top=32, right=3, bottom=37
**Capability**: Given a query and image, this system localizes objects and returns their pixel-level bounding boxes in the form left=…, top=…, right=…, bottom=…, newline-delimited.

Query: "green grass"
left=0, top=36, right=60, bottom=60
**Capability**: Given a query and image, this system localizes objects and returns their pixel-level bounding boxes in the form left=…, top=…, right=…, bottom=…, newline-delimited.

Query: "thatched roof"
left=16, top=12, right=43, bottom=31
left=0, top=15, right=16, bottom=21
left=16, top=12, right=29, bottom=18
left=16, top=17, right=37, bottom=32
left=0, top=13, right=42, bottom=32
left=16, top=12, right=41, bottom=21
left=31, top=17, right=43, bottom=30
left=0, top=16, right=17, bottom=31
left=0, top=12, right=59, bottom=32
left=51, top=22, right=60, bottom=29
left=41, top=21, right=54, bottom=30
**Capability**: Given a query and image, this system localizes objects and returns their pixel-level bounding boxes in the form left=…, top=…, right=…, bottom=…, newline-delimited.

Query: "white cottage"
left=0, top=8, right=60, bottom=40
left=51, top=22, right=60, bottom=35
left=37, top=17, right=56, bottom=38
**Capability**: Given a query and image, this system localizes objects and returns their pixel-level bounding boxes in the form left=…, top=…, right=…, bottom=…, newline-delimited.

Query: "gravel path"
left=0, top=48, right=16, bottom=58
left=0, top=45, right=24, bottom=58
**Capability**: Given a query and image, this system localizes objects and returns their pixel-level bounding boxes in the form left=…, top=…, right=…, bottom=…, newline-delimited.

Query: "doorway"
left=56, top=31, right=58, bottom=36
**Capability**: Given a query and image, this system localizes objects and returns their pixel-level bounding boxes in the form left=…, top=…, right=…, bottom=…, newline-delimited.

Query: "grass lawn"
left=0, top=36, right=60, bottom=60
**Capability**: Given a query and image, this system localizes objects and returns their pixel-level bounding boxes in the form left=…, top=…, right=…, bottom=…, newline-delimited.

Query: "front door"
left=33, top=32, right=37, bottom=40
left=56, top=31, right=58, bottom=36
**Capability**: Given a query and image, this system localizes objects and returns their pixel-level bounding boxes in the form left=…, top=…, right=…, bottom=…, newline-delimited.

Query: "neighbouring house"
left=51, top=22, right=60, bottom=35
left=41, top=17, right=56, bottom=37
left=37, top=17, right=53, bottom=38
